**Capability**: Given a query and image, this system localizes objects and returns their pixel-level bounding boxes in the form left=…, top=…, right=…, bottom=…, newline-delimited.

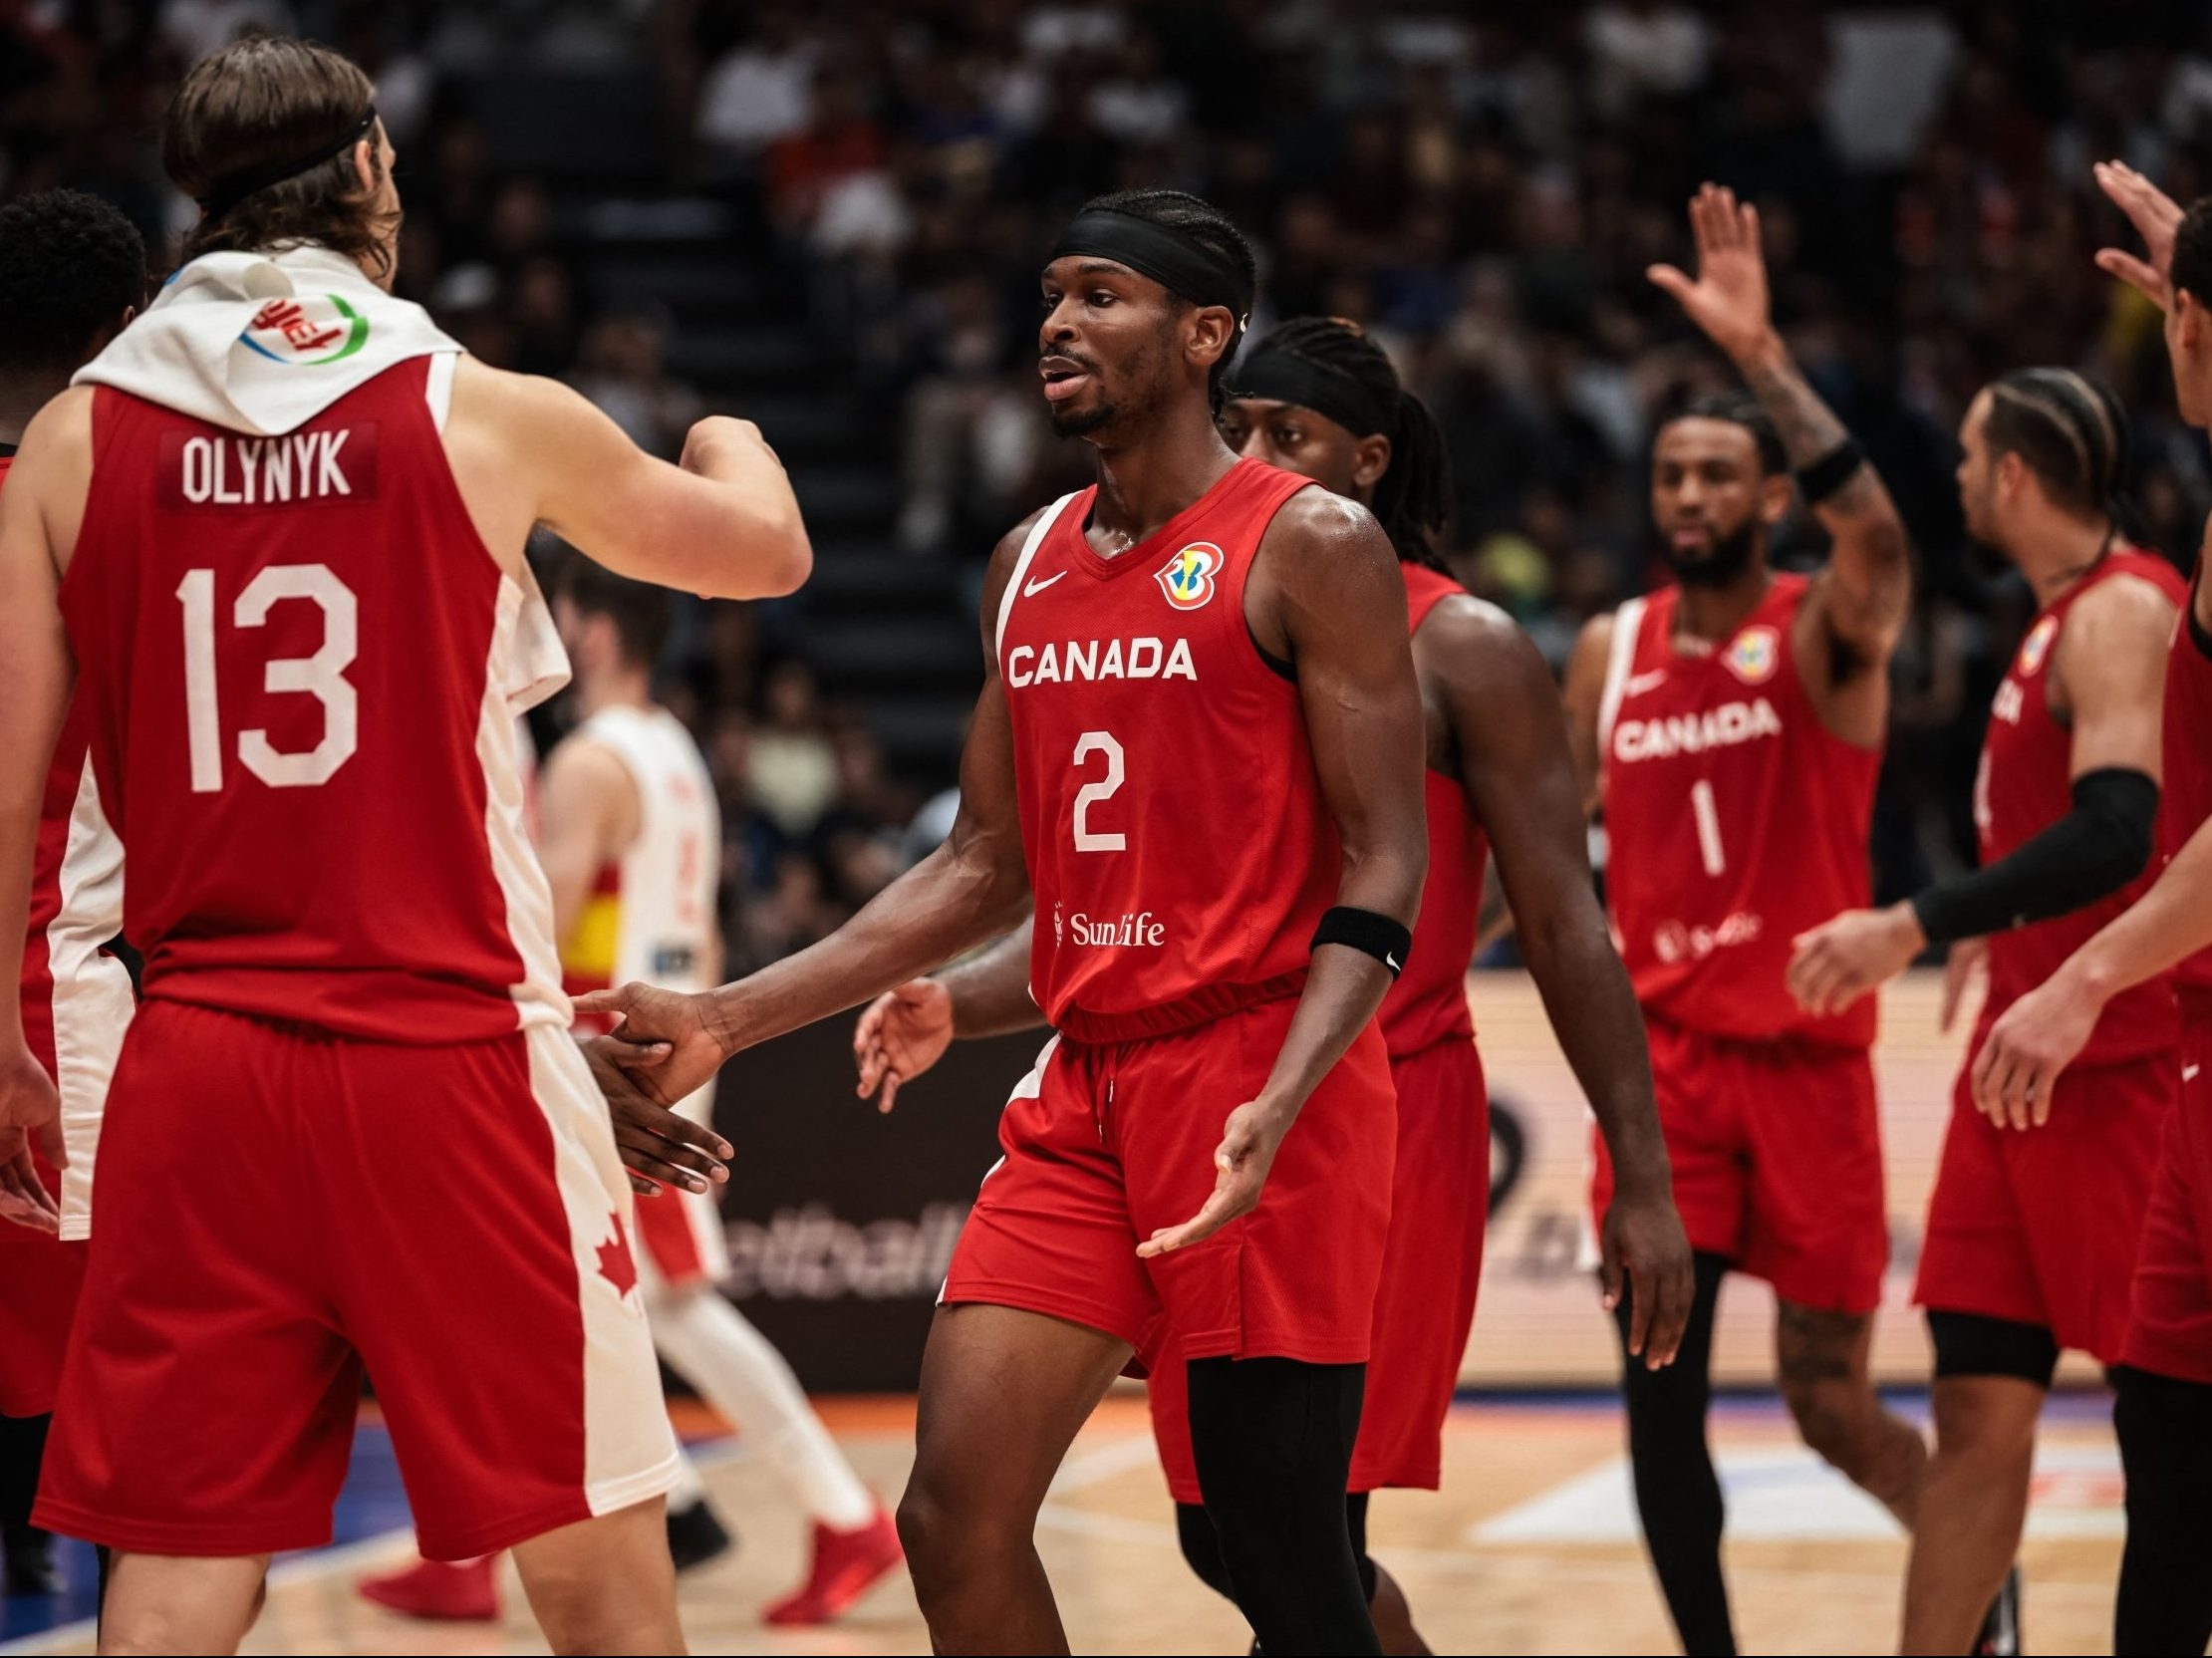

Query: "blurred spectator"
left=570, top=311, right=703, bottom=458
left=747, top=662, right=840, bottom=840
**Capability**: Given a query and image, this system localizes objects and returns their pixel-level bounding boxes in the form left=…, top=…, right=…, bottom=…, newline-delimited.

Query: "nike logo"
left=1624, top=669, right=1670, bottom=697
left=2186, top=1064, right=2202, bottom=1082
left=1386, top=953, right=1401, bottom=971
left=1023, top=571, right=1066, bottom=598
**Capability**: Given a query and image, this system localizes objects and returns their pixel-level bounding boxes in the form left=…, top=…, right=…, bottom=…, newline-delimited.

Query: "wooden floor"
left=14, top=1391, right=2126, bottom=1656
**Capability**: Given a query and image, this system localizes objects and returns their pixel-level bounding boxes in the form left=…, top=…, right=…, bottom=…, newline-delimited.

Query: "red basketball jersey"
left=1380, top=564, right=1488, bottom=1059
left=998, top=457, right=1337, bottom=1041
left=2159, top=567, right=2212, bottom=995
left=61, top=357, right=571, bottom=1044
left=1975, top=547, right=2184, bottom=1060
left=1599, top=573, right=1879, bottom=1046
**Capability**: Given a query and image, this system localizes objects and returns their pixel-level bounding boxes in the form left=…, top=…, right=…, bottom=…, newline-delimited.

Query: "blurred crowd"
left=11, top=0, right=2212, bottom=958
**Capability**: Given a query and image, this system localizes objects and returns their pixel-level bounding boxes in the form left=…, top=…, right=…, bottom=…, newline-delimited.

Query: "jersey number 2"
left=1071, top=730, right=1125, bottom=852
left=178, top=564, right=360, bottom=792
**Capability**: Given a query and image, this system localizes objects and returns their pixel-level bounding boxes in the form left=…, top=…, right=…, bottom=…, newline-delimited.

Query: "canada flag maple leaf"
left=597, top=1215, right=639, bottom=1299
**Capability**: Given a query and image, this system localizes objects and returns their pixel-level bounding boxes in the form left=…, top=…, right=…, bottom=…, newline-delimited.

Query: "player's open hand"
left=1787, top=903, right=1925, bottom=1017
left=1136, top=1098, right=1286, bottom=1258
left=2093, top=160, right=2183, bottom=311
left=580, top=1034, right=733, bottom=1199
left=0, top=1045, right=62, bottom=1235
left=1647, top=182, right=1776, bottom=364
left=854, top=978, right=954, bottom=1113
left=1971, top=969, right=2100, bottom=1130
left=1600, top=1186, right=1694, bottom=1369
left=574, top=981, right=729, bottom=1107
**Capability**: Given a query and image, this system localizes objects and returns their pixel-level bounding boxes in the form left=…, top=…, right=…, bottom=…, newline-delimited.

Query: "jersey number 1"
left=1689, top=778, right=1727, bottom=877
left=178, top=564, right=360, bottom=792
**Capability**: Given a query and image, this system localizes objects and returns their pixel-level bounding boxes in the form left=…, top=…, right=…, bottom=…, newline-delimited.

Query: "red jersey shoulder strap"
left=1596, top=590, right=1660, bottom=755
left=992, top=489, right=1084, bottom=659
left=1400, top=562, right=1466, bottom=636
left=2077, top=544, right=2189, bottom=609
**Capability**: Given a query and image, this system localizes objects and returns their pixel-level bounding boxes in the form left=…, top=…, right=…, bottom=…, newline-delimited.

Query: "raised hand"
left=853, top=978, right=954, bottom=1113
left=1136, top=1098, right=1287, bottom=1258
left=2094, top=160, right=2184, bottom=310
left=1647, top=181, right=1776, bottom=364
left=573, top=981, right=730, bottom=1107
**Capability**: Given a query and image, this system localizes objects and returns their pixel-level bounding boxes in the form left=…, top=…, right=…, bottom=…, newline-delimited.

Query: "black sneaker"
left=666, top=1499, right=734, bottom=1573
left=1975, top=1566, right=2023, bottom=1657
left=2, top=1527, right=60, bottom=1597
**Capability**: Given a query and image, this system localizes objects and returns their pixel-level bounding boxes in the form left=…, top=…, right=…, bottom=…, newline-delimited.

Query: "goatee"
left=1049, top=401, right=1116, bottom=437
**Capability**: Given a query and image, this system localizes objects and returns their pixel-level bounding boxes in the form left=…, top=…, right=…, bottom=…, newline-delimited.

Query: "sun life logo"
left=1155, top=542, right=1223, bottom=611
left=2018, top=614, right=2059, bottom=677
left=1723, top=625, right=1779, bottom=685
left=239, top=295, right=370, bottom=367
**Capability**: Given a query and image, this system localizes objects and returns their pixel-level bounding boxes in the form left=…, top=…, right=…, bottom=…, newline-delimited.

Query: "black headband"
left=196, top=106, right=379, bottom=224
left=1228, top=344, right=1394, bottom=437
left=1049, top=209, right=1250, bottom=323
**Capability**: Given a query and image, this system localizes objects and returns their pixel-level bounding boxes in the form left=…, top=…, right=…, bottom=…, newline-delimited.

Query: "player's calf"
left=509, top=1500, right=684, bottom=1657
left=99, top=1552, right=270, bottom=1657
left=1776, top=1302, right=1926, bottom=1524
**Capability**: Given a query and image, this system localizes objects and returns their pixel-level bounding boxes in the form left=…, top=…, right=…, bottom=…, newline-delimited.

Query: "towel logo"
left=240, top=295, right=370, bottom=367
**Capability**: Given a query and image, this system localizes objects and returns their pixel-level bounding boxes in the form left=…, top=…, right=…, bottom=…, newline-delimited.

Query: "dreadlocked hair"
left=1263, top=316, right=1453, bottom=569
left=1077, top=188, right=1257, bottom=413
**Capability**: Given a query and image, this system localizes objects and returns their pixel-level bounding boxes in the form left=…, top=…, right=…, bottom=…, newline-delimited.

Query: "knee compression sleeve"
left=2112, top=1364, right=2212, bottom=1656
left=1188, top=1356, right=1379, bottom=1657
left=1176, top=1502, right=1236, bottom=1602
left=1927, top=1310, right=2061, bottom=1387
left=1616, top=1250, right=1736, bottom=1658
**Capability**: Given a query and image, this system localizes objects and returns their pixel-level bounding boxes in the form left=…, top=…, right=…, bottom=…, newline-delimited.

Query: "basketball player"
left=584, top=189, right=1431, bottom=1655
left=1559, top=184, right=1923, bottom=1656
left=1976, top=164, right=2212, bottom=1658
left=0, top=189, right=142, bottom=1602
left=1788, top=369, right=2179, bottom=1653
left=0, top=37, right=809, bottom=1656
left=359, top=563, right=901, bottom=1626
left=851, top=315, right=1694, bottom=1656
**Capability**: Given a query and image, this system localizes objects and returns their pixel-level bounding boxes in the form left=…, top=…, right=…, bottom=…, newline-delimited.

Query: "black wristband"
left=1795, top=437, right=1867, bottom=506
left=1312, top=906, right=1412, bottom=975
left=1909, top=766, right=2159, bottom=946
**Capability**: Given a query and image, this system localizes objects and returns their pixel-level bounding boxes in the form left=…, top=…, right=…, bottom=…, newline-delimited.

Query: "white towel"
left=75, top=244, right=460, bottom=437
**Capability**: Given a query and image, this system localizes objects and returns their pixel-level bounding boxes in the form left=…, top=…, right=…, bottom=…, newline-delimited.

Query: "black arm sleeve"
left=1911, top=767, right=2160, bottom=947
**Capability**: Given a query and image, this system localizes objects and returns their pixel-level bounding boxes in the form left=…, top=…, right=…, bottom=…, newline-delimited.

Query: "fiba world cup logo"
left=1155, top=542, right=1223, bottom=611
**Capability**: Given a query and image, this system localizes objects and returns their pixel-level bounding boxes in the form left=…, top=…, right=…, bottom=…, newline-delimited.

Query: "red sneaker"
left=357, top=1555, right=502, bottom=1622
left=761, top=1507, right=903, bottom=1626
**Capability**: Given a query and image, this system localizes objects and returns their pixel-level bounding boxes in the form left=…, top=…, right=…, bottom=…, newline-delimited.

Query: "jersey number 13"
left=177, top=564, right=360, bottom=792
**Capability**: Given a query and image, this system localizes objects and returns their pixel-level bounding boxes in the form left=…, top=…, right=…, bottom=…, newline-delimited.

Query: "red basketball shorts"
left=0, top=1150, right=86, bottom=1419
left=1150, top=1034, right=1488, bottom=1502
left=632, top=1083, right=729, bottom=1293
left=1593, top=1014, right=1886, bottom=1314
left=2123, top=990, right=2212, bottom=1384
left=35, top=999, right=679, bottom=1560
left=1916, top=1046, right=2172, bottom=1364
left=942, top=994, right=1395, bottom=1371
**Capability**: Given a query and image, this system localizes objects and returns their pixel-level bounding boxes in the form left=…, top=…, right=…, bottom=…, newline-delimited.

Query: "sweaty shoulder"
left=1416, top=593, right=1552, bottom=694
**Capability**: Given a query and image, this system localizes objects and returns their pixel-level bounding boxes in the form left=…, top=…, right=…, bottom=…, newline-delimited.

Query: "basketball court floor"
left=0, top=1388, right=2124, bottom=1655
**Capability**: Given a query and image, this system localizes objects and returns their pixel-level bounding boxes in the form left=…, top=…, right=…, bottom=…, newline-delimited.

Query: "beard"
left=1661, top=516, right=1762, bottom=589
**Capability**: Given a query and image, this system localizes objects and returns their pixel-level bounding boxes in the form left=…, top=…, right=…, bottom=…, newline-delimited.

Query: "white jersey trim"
left=47, top=753, right=131, bottom=1241
left=1596, top=594, right=1648, bottom=772
left=994, top=492, right=1079, bottom=664
left=424, top=351, right=456, bottom=433
left=478, top=574, right=572, bottom=1030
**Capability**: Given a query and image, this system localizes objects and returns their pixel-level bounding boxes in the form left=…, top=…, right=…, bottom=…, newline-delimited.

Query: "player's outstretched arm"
left=451, top=358, right=810, bottom=601
left=0, top=392, right=87, bottom=1229
left=581, top=516, right=1042, bottom=1100
left=1650, top=182, right=1913, bottom=668
left=1789, top=574, right=2175, bottom=1018
left=1424, top=599, right=1692, bottom=1366
left=853, top=918, right=1043, bottom=1112
left=1141, top=493, right=1427, bottom=1257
